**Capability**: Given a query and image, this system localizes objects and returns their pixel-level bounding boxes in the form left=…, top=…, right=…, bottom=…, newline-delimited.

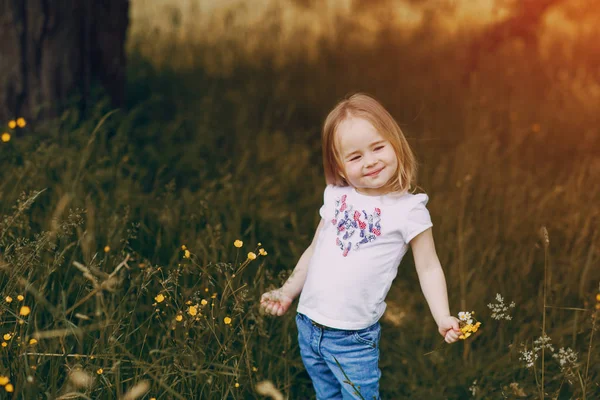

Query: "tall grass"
left=1, top=2, right=599, bottom=398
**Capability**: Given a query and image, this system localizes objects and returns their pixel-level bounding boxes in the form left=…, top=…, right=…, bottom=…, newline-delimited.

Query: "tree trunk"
left=0, top=0, right=129, bottom=122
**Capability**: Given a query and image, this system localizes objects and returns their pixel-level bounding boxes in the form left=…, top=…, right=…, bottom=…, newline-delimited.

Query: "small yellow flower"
left=8, top=120, right=16, bottom=129
left=247, top=252, right=257, bottom=260
left=17, top=295, right=24, bottom=301
left=188, top=306, right=198, bottom=316
left=96, top=368, right=103, bottom=375
left=5, top=383, right=14, bottom=392
left=155, top=294, right=165, bottom=303
left=0, top=376, right=9, bottom=385
left=16, top=118, right=26, bottom=128
left=181, top=245, right=187, bottom=250
left=29, top=338, right=37, bottom=345
left=204, top=288, right=209, bottom=292
left=185, top=300, right=192, bottom=305
left=104, top=246, right=110, bottom=253
left=3, top=334, right=12, bottom=341
left=252, top=366, right=258, bottom=372
left=184, top=249, right=191, bottom=258
left=235, top=382, right=240, bottom=388
left=224, top=316, right=232, bottom=324
left=596, top=293, right=600, bottom=302
left=211, top=293, right=217, bottom=299
left=175, top=315, right=183, bottom=322
left=201, top=299, right=208, bottom=306
left=1, top=133, right=10, bottom=143
left=234, top=240, right=243, bottom=248
left=150, top=398, right=156, bottom=400
left=1, top=342, right=6, bottom=347
left=259, top=248, right=267, bottom=256
left=20, top=306, right=31, bottom=316
left=5, top=296, right=12, bottom=303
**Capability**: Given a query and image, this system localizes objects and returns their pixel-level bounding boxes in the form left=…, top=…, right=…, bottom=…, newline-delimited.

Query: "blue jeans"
left=296, top=312, right=382, bottom=400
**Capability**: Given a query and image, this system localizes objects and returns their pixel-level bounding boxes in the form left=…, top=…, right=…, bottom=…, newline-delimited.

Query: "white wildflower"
left=458, top=311, right=472, bottom=322
left=552, top=347, right=578, bottom=369
left=533, top=334, right=554, bottom=353
left=469, top=380, right=478, bottom=397
left=519, top=348, right=538, bottom=368
left=487, top=293, right=516, bottom=321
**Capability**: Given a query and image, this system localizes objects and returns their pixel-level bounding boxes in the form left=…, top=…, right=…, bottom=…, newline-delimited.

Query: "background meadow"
left=1, top=0, right=599, bottom=398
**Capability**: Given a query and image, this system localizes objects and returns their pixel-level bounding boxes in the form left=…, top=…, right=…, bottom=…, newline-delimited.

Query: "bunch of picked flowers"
left=425, top=310, right=482, bottom=355
left=457, top=311, right=482, bottom=340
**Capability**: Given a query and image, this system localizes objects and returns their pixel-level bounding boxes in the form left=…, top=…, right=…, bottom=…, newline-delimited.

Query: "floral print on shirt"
left=331, top=194, right=382, bottom=257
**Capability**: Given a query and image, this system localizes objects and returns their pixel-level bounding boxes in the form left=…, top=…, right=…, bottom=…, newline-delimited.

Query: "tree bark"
left=0, top=0, right=129, bottom=122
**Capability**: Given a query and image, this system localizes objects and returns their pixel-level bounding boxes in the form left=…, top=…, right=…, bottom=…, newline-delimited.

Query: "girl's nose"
left=364, top=153, right=377, bottom=167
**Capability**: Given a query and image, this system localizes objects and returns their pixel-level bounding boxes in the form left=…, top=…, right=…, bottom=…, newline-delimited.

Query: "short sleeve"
left=318, top=185, right=333, bottom=219
left=401, top=194, right=433, bottom=243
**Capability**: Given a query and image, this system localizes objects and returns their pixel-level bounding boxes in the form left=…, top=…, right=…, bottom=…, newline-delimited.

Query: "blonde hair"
left=322, top=92, right=417, bottom=194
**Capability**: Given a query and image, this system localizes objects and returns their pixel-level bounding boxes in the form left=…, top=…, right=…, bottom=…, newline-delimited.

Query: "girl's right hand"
left=260, top=289, right=293, bottom=316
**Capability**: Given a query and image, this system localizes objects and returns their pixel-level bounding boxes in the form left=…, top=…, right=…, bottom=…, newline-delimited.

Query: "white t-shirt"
left=297, top=184, right=433, bottom=330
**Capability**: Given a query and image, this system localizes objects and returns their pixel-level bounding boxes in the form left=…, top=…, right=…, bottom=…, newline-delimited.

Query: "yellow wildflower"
left=29, top=338, right=37, bottom=345
left=96, top=368, right=103, bottom=374
left=252, top=366, right=258, bottom=372
left=201, top=299, right=208, bottom=306
left=181, top=245, right=187, bottom=250
left=8, top=120, right=16, bottom=129
left=247, top=252, right=257, bottom=260
left=3, top=334, right=11, bottom=341
left=211, top=293, right=217, bottom=299
left=104, top=246, right=110, bottom=253
left=5, top=383, right=14, bottom=392
left=224, top=316, right=232, bottom=325
left=184, top=249, right=191, bottom=258
left=17, top=295, right=24, bottom=301
left=1, top=133, right=10, bottom=142
left=204, top=288, right=209, bottom=292
left=20, top=306, right=31, bottom=316
left=155, top=294, right=165, bottom=303
left=1, top=342, right=6, bottom=347
left=5, top=296, right=12, bottom=303
left=0, top=376, right=8, bottom=385
left=16, top=118, right=26, bottom=128
left=234, top=240, right=243, bottom=248
left=188, top=306, right=198, bottom=316
left=596, top=293, right=600, bottom=302
left=175, top=315, right=183, bottom=322
left=259, top=248, right=267, bottom=256
left=235, top=382, right=240, bottom=388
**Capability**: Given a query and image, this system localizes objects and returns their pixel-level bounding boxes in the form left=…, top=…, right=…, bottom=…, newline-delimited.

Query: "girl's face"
left=335, top=117, right=398, bottom=196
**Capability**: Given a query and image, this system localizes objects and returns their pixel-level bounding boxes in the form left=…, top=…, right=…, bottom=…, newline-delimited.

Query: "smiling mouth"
left=365, top=167, right=384, bottom=177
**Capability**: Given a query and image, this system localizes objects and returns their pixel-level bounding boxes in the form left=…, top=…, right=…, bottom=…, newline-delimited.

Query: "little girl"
left=260, top=93, right=461, bottom=399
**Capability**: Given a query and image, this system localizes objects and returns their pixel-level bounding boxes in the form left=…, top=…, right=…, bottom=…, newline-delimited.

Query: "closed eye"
left=374, top=146, right=384, bottom=151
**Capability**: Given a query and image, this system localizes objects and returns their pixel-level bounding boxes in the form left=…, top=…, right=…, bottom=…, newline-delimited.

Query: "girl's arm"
left=279, top=218, right=324, bottom=299
left=411, top=228, right=460, bottom=341
left=260, top=219, right=324, bottom=316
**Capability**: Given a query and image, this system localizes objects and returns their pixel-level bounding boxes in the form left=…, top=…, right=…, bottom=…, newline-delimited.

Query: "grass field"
left=1, top=1, right=599, bottom=398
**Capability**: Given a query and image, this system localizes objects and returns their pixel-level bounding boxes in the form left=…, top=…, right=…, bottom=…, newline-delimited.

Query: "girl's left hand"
left=438, top=316, right=461, bottom=343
